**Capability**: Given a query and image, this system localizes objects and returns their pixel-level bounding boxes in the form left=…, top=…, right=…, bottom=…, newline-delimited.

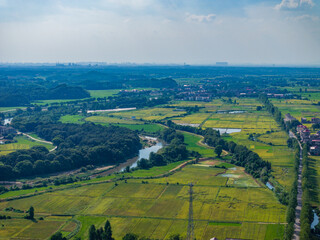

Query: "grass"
left=59, top=114, right=85, bottom=124
left=85, top=115, right=143, bottom=125
left=181, top=132, right=214, bottom=158
left=0, top=135, right=54, bottom=155
left=112, top=107, right=186, bottom=121
left=88, top=89, right=121, bottom=98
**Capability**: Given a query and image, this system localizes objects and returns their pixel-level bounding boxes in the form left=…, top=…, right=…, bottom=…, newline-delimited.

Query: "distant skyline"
left=0, top=0, right=319, bottom=65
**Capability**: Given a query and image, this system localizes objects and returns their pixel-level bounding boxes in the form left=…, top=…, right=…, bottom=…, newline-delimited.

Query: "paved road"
left=290, top=131, right=302, bottom=240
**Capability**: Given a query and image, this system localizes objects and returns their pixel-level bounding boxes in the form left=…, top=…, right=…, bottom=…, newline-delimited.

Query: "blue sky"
left=0, top=0, right=319, bottom=65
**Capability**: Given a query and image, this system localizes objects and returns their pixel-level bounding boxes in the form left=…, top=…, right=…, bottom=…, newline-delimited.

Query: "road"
left=290, top=130, right=302, bottom=240
left=19, top=132, right=57, bottom=152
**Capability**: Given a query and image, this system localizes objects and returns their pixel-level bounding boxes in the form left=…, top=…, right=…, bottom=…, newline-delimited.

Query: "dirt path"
left=19, top=132, right=57, bottom=152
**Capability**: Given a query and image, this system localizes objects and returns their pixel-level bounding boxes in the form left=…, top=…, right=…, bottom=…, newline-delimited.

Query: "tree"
left=25, top=206, right=34, bottom=220
left=122, top=233, right=138, bottom=240
left=89, top=225, right=97, bottom=240
left=50, top=232, right=67, bottom=240
left=104, top=220, right=114, bottom=240
left=215, top=145, right=223, bottom=157
left=29, top=206, right=34, bottom=219
left=168, top=234, right=182, bottom=240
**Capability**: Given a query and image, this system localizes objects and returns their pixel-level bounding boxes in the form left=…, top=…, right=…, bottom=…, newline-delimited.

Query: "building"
left=311, top=146, right=320, bottom=155
left=297, top=125, right=310, bottom=143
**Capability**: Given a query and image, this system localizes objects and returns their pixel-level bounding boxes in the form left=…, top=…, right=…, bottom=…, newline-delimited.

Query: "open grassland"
left=181, top=132, right=214, bottom=158
left=111, top=107, right=187, bottom=121
left=85, top=115, right=143, bottom=124
left=89, top=89, right=121, bottom=98
left=0, top=162, right=285, bottom=240
left=60, top=114, right=85, bottom=124
left=0, top=136, right=54, bottom=155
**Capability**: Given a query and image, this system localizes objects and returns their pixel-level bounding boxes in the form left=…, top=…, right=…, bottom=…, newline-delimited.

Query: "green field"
left=89, top=89, right=121, bottom=98
left=85, top=115, right=143, bottom=125
left=112, top=107, right=187, bottom=121
left=0, top=161, right=285, bottom=240
left=181, top=132, right=215, bottom=158
left=0, top=135, right=54, bottom=155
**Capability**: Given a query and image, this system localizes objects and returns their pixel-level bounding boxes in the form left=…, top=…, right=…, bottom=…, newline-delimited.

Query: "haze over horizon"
left=0, top=0, right=320, bottom=65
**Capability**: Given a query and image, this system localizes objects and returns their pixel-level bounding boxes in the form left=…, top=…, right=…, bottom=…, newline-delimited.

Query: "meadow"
left=0, top=135, right=54, bottom=155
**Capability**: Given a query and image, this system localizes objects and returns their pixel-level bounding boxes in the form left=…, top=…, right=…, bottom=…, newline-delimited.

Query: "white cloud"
left=287, top=14, right=319, bottom=21
left=275, top=0, right=314, bottom=10
left=185, top=13, right=216, bottom=23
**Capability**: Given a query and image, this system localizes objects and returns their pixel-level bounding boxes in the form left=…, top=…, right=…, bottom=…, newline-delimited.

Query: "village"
left=286, top=113, right=320, bottom=155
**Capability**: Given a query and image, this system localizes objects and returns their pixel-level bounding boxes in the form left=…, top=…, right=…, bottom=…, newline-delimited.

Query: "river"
left=128, top=140, right=163, bottom=169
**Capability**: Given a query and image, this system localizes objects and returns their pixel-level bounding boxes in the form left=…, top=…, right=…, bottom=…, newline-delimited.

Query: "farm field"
left=271, top=98, right=320, bottom=120
left=0, top=135, right=54, bottom=155
left=85, top=115, right=144, bottom=125
left=0, top=161, right=285, bottom=240
left=111, top=107, right=187, bottom=121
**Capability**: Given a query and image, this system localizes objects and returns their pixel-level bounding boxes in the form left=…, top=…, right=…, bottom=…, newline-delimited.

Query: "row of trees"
left=284, top=140, right=300, bottom=239
left=0, top=123, right=141, bottom=180
left=259, top=94, right=300, bottom=132
left=300, top=145, right=313, bottom=239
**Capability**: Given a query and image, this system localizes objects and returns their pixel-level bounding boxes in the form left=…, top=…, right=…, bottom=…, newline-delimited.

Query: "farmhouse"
left=310, top=146, right=320, bottom=155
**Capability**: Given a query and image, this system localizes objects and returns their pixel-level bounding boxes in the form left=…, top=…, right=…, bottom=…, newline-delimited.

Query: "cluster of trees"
left=24, top=206, right=34, bottom=220
left=89, top=220, right=114, bottom=240
left=137, top=128, right=190, bottom=169
left=0, top=215, right=11, bottom=219
left=0, top=123, right=141, bottom=180
left=259, top=94, right=300, bottom=132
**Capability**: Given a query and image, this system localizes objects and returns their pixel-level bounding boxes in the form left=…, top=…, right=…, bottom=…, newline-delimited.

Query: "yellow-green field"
left=0, top=136, right=54, bottom=155
left=0, top=161, right=285, bottom=240
left=85, top=115, right=143, bottom=125
left=111, top=108, right=187, bottom=121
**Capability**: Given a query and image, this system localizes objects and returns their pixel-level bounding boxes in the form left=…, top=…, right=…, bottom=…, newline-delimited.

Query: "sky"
left=0, top=0, right=319, bottom=65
